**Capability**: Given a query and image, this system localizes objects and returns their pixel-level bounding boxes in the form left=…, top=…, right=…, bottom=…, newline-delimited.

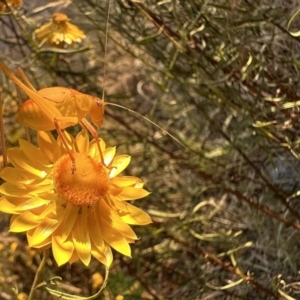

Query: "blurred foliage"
left=1, top=0, right=300, bottom=299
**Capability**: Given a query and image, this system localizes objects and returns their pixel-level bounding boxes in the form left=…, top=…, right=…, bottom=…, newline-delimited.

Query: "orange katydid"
left=0, top=62, right=105, bottom=173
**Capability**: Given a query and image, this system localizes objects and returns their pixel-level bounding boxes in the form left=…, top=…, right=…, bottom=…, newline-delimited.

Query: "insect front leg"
left=80, top=118, right=105, bottom=165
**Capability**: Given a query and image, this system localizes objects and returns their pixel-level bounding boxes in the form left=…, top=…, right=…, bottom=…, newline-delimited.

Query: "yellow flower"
left=0, top=0, right=23, bottom=12
left=0, top=131, right=151, bottom=267
left=34, top=13, right=86, bottom=46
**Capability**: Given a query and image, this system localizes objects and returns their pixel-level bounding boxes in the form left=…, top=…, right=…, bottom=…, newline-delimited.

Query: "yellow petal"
left=34, top=23, right=52, bottom=41
left=88, top=143, right=97, bottom=157
left=27, top=230, right=51, bottom=248
left=125, top=237, right=136, bottom=243
left=69, top=250, right=79, bottom=264
left=99, top=200, right=137, bottom=240
left=114, top=201, right=152, bottom=225
left=72, top=208, right=91, bottom=266
left=60, top=202, right=79, bottom=242
left=10, top=212, right=40, bottom=232
left=37, top=131, right=61, bottom=163
left=100, top=217, right=131, bottom=257
left=15, top=197, right=49, bottom=212
left=75, top=130, right=89, bottom=153
left=28, top=185, right=53, bottom=197
left=19, top=139, right=50, bottom=166
left=0, top=182, right=30, bottom=197
left=91, top=241, right=113, bottom=268
left=0, top=196, right=22, bottom=213
left=58, top=131, right=75, bottom=154
left=52, top=233, right=75, bottom=266
left=109, top=155, right=131, bottom=177
left=66, top=23, right=85, bottom=39
left=28, top=217, right=59, bottom=246
left=89, top=139, right=106, bottom=159
left=102, top=243, right=113, bottom=267
left=0, top=167, right=40, bottom=183
left=8, top=148, right=49, bottom=177
left=110, top=217, right=137, bottom=240
left=91, top=246, right=107, bottom=267
left=111, top=176, right=143, bottom=187
left=103, top=147, right=116, bottom=165
left=36, top=201, right=57, bottom=220
left=88, top=210, right=104, bottom=250
left=115, top=187, right=150, bottom=201
left=28, top=178, right=53, bottom=186
left=87, top=210, right=114, bottom=267
left=0, top=182, right=49, bottom=198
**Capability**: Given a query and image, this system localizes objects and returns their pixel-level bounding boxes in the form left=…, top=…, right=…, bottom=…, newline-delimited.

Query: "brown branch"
left=170, top=235, right=279, bottom=299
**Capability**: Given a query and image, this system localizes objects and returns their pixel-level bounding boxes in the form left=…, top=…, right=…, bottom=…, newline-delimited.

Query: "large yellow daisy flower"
left=0, top=130, right=151, bottom=267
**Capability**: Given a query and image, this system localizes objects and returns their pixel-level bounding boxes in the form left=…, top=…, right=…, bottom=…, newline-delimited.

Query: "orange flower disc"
left=53, top=153, right=110, bottom=206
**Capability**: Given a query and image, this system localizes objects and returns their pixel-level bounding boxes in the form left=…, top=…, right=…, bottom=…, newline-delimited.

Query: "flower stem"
left=28, top=249, right=49, bottom=300
left=45, top=267, right=110, bottom=300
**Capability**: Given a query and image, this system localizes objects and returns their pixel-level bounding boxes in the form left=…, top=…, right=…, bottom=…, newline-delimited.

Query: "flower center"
left=53, top=153, right=110, bottom=206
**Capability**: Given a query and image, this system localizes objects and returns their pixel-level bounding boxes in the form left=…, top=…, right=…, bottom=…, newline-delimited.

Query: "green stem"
left=28, top=249, right=49, bottom=300
left=45, top=267, right=110, bottom=300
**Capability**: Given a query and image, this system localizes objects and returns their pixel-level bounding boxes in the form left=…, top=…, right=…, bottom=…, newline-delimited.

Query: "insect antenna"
left=102, top=0, right=112, bottom=103
left=105, top=102, right=188, bottom=150
left=100, top=1, right=188, bottom=151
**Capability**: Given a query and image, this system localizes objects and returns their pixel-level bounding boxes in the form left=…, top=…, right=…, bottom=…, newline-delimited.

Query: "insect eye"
left=95, top=98, right=102, bottom=107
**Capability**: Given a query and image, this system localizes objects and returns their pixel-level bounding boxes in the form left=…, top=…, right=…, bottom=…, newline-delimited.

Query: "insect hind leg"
left=80, top=118, right=105, bottom=166
left=15, top=68, right=37, bottom=92
left=54, top=117, right=77, bottom=174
